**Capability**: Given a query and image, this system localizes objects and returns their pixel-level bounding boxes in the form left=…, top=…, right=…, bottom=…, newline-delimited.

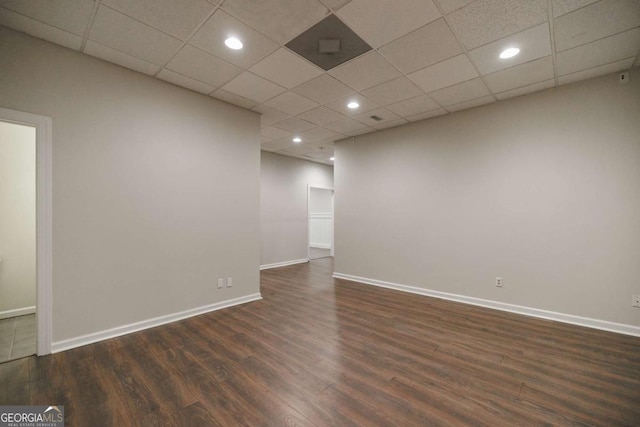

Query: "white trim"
left=333, top=272, right=640, bottom=337
left=260, top=258, right=309, bottom=270
left=310, top=243, right=331, bottom=249
left=309, top=213, right=332, bottom=219
left=0, top=107, right=53, bottom=356
left=0, top=306, right=36, bottom=320
left=51, top=293, right=262, bottom=353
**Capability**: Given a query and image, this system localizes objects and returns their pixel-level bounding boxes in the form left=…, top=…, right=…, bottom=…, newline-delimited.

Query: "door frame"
left=0, top=107, right=53, bottom=356
left=307, top=185, right=334, bottom=260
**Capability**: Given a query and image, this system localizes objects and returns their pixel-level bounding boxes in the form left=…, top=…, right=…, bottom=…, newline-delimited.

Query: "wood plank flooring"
left=1, top=257, right=639, bottom=426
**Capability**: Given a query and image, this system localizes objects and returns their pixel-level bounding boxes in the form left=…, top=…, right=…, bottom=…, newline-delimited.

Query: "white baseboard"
left=51, top=293, right=262, bottom=353
left=310, top=243, right=331, bottom=249
left=0, top=306, right=36, bottom=320
left=260, top=258, right=309, bottom=270
left=333, top=272, right=640, bottom=337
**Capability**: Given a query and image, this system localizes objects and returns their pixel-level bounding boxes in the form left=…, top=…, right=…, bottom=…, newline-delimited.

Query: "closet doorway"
left=308, top=186, right=334, bottom=260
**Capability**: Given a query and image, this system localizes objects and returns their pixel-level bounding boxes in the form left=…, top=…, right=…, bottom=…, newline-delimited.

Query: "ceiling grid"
left=1, top=0, right=638, bottom=165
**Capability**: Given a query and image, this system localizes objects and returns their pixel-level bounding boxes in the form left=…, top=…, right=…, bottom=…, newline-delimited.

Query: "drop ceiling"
left=1, top=0, right=638, bottom=166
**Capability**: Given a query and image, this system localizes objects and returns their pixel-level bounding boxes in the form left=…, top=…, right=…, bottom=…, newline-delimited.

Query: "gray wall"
left=0, top=27, right=261, bottom=343
left=335, top=70, right=640, bottom=327
left=261, top=152, right=333, bottom=266
left=310, top=187, right=333, bottom=213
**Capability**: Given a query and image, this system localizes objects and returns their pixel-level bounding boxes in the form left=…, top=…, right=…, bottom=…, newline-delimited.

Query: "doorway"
left=0, top=121, right=36, bottom=361
left=308, top=186, right=334, bottom=260
left=0, top=107, right=53, bottom=358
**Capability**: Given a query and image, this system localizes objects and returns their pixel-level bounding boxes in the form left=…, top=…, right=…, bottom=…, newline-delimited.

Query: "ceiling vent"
left=286, top=14, right=372, bottom=71
left=369, top=115, right=383, bottom=121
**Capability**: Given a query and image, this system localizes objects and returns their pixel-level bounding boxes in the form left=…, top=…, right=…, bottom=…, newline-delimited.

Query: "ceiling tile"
left=211, top=89, right=259, bottom=109
left=261, top=138, right=296, bottom=151
left=469, top=23, right=551, bottom=75
left=552, top=0, right=599, bottom=18
left=302, top=139, right=334, bottom=151
left=89, top=5, right=182, bottom=65
left=386, top=95, right=441, bottom=117
left=353, top=107, right=402, bottom=127
left=558, top=57, right=635, bottom=86
left=495, top=79, right=554, bottom=100
left=429, top=78, right=490, bottom=106
left=329, top=51, right=402, bottom=91
left=379, top=18, right=463, bottom=74
left=0, top=7, right=83, bottom=50
left=286, top=14, right=373, bottom=72
left=345, top=126, right=375, bottom=137
left=408, top=54, right=478, bottom=93
left=190, top=10, right=279, bottom=68
left=277, top=147, right=319, bottom=160
left=263, top=91, right=319, bottom=115
left=261, top=126, right=293, bottom=140
left=221, top=0, right=328, bottom=45
left=293, top=74, right=354, bottom=105
left=319, top=0, right=352, bottom=10
left=86, top=41, right=161, bottom=76
left=447, top=95, right=495, bottom=112
left=250, top=48, right=323, bottom=89
left=297, top=106, right=346, bottom=126
left=157, top=68, right=215, bottom=94
left=447, top=0, right=547, bottom=50
left=483, top=56, right=554, bottom=93
left=272, top=117, right=317, bottom=133
left=100, top=0, right=214, bottom=40
left=253, top=105, right=291, bottom=127
left=0, top=0, right=95, bottom=35
left=324, top=117, right=369, bottom=133
left=261, top=135, right=273, bottom=144
left=372, top=118, right=408, bottom=130
left=220, top=72, right=287, bottom=103
left=361, top=77, right=424, bottom=106
left=260, top=144, right=280, bottom=153
left=556, top=28, right=640, bottom=76
left=554, top=0, right=640, bottom=52
left=325, top=93, right=380, bottom=115
left=302, top=126, right=343, bottom=141
left=337, top=0, right=440, bottom=48
left=407, top=108, right=447, bottom=122
left=435, top=0, right=474, bottom=14
left=166, top=45, right=242, bottom=88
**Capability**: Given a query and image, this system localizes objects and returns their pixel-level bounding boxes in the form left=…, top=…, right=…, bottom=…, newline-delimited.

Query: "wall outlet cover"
left=619, top=71, right=630, bottom=83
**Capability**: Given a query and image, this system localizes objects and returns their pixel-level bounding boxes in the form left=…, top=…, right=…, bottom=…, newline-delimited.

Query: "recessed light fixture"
left=225, top=37, right=243, bottom=50
left=499, top=47, right=520, bottom=59
left=347, top=101, right=359, bottom=109
left=330, top=157, right=335, bottom=161
left=293, top=137, right=302, bottom=143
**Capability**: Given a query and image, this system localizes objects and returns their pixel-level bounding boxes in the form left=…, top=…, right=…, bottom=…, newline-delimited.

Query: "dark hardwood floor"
left=1, top=257, right=639, bottom=426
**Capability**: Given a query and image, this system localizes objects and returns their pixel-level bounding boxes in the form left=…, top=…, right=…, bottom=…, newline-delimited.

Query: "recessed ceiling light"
left=330, top=157, right=335, bottom=161
left=347, top=101, right=359, bottom=109
left=499, top=47, right=520, bottom=59
left=293, top=137, right=302, bottom=143
left=225, top=37, right=243, bottom=50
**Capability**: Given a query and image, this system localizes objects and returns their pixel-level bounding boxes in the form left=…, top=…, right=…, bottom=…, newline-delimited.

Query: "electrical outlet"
left=217, top=278, right=224, bottom=289
left=632, top=295, right=640, bottom=308
left=496, top=277, right=503, bottom=287
left=226, top=277, right=233, bottom=288
left=619, top=71, right=630, bottom=84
